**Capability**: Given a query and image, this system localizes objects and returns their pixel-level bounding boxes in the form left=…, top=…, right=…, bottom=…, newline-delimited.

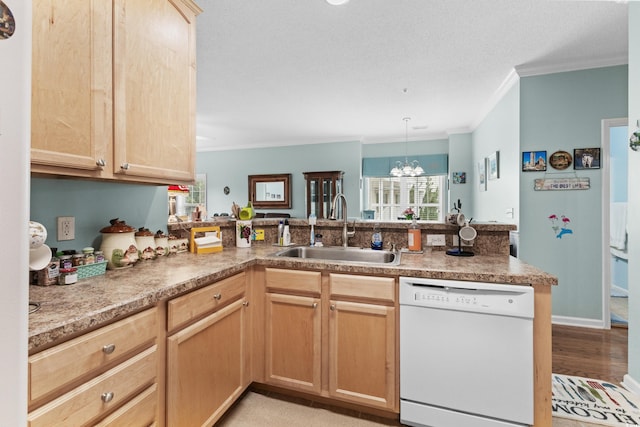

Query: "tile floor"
left=216, top=390, right=606, bottom=427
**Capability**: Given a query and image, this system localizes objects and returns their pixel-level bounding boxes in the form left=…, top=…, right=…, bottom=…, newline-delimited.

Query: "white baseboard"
left=552, top=315, right=606, bottom=329
left=622, top=374, right=640, bottom=396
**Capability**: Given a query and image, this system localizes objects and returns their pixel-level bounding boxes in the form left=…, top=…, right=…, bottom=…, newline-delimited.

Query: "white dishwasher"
left=399, top=277, right=534, bottom=427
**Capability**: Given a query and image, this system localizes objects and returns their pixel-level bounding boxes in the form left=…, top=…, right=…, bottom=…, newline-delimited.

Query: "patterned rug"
left=552, top=374, right=640, bottom=426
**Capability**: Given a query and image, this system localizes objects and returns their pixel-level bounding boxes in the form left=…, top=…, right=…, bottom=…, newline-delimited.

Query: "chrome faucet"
left=330, top=193, right=356, bottom=247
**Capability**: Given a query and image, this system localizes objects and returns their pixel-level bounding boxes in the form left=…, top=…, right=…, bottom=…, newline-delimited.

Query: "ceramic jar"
left=154, top=230, right=169, bottom=256
left=135, top=227, right=157, bottom=260
left=99, top=219, right=139, bottom=269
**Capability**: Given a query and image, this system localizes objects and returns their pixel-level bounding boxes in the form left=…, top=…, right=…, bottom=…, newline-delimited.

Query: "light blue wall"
left=448, top=133, right=473, bottom=216
left=627, top=1, right=640, bottom=386
left=610, top=125, right=628, bottom=293
left=362, top=139, right=448, bottom=158
left=472, top=81, right=520, bottom=225
left=519, top=65, right=628, bottom=321
left=30, top=178, right=168, bottom=252
left=196, top=141, right=362, bottom=219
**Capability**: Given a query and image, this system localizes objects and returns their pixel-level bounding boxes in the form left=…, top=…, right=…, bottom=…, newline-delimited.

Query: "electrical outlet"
left=426, top=234, right=446, bottom=246
left=453, top=235, right=473, bottom=246
left=57, top=216, right=75, bottom=241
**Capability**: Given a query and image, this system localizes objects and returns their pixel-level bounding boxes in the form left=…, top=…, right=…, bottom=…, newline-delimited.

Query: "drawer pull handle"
left=213, top=293, right=222, bottom=300
left=102, top=344, right=116, bottom=354
left=101, top=392, right=114, bottom=403
left=120, top=163, right=130, bottom=170
left=312, top=302, right=318, bottom=309
left=96, top=158, right=106, bottom=167
left=243, top=300, right=249, bottom=307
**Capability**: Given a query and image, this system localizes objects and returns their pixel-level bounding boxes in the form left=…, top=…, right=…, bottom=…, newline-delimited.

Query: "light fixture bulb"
left=326, top=0, right=349, bottom=5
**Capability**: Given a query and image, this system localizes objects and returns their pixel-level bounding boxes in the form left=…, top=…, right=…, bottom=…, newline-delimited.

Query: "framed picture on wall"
left=573, top=148, right=601, bottom=169
left=488, top=151, right=500, bottom=180
left=478, top=160, right=486, bottom=192
left=522, top=151, right=547, bottom=172
left=452, top=172, right=466, bottom=184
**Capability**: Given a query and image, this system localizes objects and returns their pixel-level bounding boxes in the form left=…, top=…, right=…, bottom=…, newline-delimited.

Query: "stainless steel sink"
left=274, top=246, right=401, bottom=265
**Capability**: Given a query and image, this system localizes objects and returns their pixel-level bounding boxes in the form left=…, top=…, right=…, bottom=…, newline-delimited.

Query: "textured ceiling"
left=195, top=0, right=628, bottom=151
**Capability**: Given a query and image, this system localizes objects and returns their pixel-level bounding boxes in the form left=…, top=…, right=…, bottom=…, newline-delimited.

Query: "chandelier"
left=390, top=117, right=424, bottom=177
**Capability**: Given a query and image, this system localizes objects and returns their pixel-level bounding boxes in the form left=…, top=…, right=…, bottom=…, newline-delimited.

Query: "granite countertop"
left=28, top=246, right=556, bottom=352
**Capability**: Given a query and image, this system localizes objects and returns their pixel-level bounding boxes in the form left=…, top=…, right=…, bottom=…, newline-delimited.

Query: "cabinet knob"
left=120, top=163, right=130, bottom=170
left=96, top=158, right=106, bottom=167
left=330, top=304, right=336, bottom=311
left=312, top=302, right=318, bottom=309
left=102, top=344, right=116, bottom=354
left=101, top=391, right=115, bottom=403
left=213, top=293, right=222, bottom=300
left=243, top=300, right=249, bottom=307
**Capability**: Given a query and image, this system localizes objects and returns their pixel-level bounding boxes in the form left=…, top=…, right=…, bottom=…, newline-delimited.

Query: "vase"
left=236, top=220, right=252, bottom=248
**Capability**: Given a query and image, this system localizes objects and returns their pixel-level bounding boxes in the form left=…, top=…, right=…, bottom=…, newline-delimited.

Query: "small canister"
left=82, top=247, right=95, bottom=264
left=59, top=255, right=73, bottom=269
left=58, top=267, right=78, bottom=285
left=72, top=253, right=85, bottom=266
left=95, top=251, right=105, bottom=263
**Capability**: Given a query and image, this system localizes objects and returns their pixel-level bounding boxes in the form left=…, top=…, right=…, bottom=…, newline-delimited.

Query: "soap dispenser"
left=371, top=224, right=383, bottom=250
left=408, top=218, right=421, bottom=251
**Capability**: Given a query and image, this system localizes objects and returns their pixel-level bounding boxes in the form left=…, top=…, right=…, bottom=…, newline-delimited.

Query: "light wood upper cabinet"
left=31, top=0, right=201, bottom=185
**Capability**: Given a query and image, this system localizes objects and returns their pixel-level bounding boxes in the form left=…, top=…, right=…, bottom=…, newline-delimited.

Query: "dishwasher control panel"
left=399, top=277, right=534, bottom=318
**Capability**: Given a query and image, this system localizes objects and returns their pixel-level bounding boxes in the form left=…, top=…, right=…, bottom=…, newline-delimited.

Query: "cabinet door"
left=167, top=298, right=247, bottom=427
left=31, top=0, right=112, bottom=176
left=265, top=293, right=321, bottom=394
left=328, top=300, right=396, bottom=410
left=112, top=0, right=199, bottom=183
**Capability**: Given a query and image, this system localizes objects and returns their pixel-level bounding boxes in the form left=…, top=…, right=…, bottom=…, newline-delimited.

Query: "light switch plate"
left=57, top=216, right=75, bottom=241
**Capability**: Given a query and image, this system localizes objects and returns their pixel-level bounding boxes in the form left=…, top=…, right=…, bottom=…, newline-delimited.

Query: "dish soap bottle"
left=408, top=218, right=421, bottom=251
left=278, top=220, right=284, bottom=246
left=371, top=224, right=383, bottom=250
left=283, top=219, right=291, bottom=246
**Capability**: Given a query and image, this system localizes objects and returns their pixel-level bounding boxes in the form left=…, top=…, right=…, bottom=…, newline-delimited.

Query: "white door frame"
left=601, top=117, right=628, bottom=329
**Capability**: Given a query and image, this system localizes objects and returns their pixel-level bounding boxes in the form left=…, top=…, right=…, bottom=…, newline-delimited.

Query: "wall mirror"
left=248, top=174, right=292, bottom=208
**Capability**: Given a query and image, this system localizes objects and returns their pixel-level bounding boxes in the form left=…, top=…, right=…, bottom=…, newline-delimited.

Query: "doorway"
left=602, top=118, right=629, bottom=329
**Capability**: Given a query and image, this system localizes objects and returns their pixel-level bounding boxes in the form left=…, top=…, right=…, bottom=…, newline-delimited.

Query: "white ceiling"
left=195, top=0, right=628, bottom=152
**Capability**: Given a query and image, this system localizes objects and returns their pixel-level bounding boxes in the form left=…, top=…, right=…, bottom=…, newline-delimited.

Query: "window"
left=185, top=174, right=207, bottom=218
left=364, top=175, right=445, bottom=221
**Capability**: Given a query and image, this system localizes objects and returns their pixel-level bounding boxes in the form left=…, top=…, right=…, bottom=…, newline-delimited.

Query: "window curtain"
left=362, top=154, right=448, bottom=177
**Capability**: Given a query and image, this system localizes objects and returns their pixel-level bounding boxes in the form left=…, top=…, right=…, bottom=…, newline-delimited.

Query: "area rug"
left=552, top=374, right=640, bottom=426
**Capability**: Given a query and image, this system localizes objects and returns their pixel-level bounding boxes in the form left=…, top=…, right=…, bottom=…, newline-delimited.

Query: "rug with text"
left=552, top=374, right=640, bottom=426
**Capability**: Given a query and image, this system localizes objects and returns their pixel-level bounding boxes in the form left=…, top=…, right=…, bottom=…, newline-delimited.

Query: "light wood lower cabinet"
left=28, top=307, right=159, bottom=426
left=166, top=273, right=250, bottom=427
left=263, top=268, right=398, bottom=412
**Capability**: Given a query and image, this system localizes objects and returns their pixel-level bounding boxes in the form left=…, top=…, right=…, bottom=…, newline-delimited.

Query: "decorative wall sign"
left=573, top=147, right=601, bottom=169
left=534, top=177, right=590, bottom=191
left=549, top=150, right=572, bottom=170
left=488, top=151, right=500, bottom=180
left=452, top=172, right=466, bottom=184
left=0, top=1, right=16, bottom=40
left=522, top=151, right=547, bottom=172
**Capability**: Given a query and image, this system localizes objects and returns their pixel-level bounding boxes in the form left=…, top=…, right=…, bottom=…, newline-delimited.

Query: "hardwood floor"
left=552, top=324, right=628, bottom=384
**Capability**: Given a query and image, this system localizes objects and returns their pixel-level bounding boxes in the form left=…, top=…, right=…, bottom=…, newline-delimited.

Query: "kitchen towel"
left=551, top=373, right=640, bottom=426
left=610, top=202, right=627, bottom=251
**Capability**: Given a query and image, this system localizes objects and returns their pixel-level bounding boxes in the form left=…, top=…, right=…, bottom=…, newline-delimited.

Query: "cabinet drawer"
left=329, top=274, right=396, bottom=303
left=168, top=272, right=246, bottom=331
left=28, top=345, right=157, bottom=427
left=265, top=268, right=321, bottom=295
left=93, top=383, right=157, bottom=427
left=29, top=307, right=157, bottom=404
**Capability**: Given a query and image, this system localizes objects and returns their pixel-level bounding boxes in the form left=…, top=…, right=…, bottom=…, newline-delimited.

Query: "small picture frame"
left=478, top=161, right=486, bottom=192
left=522, top=151, right=547, bottom=172
left=452, top=172, right=466, bottom=184
left=488, top=151, right=500, bottom=180
left=573, top=148, right=601, bottom=170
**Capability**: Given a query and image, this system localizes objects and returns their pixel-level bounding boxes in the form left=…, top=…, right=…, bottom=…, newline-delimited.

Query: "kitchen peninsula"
left=28, top=236, right=556, bottom=426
